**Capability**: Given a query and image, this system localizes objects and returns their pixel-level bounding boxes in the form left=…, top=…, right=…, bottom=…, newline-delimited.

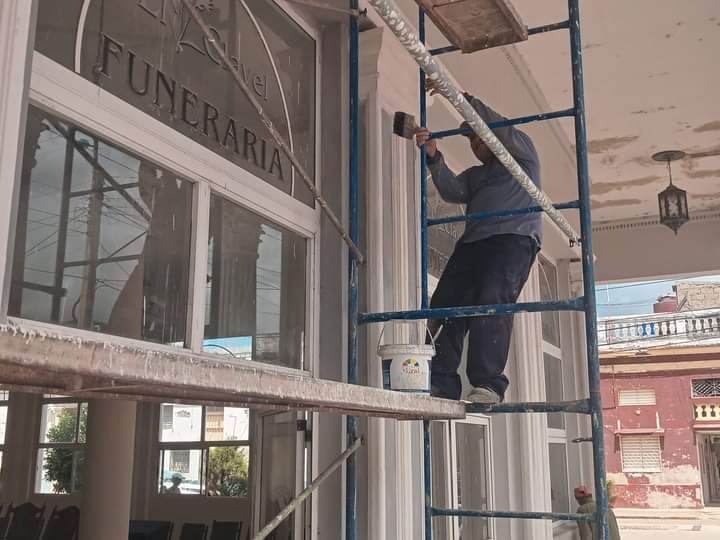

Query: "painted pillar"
left=80, top=399, right=137, bottom=540
left=513, top=265, right=553, bottom=540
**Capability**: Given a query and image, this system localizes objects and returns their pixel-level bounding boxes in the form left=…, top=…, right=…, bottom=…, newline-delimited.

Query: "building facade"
left=0, top=1, right=597, bottom=539
left=600, top=308, right=720, bottom=509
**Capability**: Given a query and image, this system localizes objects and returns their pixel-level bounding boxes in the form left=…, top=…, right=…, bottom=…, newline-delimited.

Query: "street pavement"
left=619, top=517, right=720, bottom=539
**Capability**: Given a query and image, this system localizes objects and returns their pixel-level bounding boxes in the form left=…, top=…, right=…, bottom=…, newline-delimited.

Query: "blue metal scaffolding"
left=347, top=0, right=610, bottom=539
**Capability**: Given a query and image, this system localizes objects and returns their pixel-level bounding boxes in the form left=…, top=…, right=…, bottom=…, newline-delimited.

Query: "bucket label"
left=387, top=355, right=430, bottom=392
left=401, top=358, right=422, bottom=374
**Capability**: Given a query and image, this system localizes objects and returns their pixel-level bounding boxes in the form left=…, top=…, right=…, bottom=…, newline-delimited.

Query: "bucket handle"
left=376, top=320, right=436, bottom=356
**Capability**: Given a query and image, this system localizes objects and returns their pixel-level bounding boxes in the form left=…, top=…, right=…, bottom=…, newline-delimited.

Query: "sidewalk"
left=615, top=506, right=720, bottom=521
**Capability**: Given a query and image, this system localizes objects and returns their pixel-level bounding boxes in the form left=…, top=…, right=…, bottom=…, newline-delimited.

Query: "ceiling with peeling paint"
left=387, top=0, right=720, bottom=225
left=503, top=0, right=720, bottom=223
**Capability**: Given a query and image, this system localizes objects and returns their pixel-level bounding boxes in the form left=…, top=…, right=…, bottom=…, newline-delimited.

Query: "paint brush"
left=393, top=111, right=418, bottom=139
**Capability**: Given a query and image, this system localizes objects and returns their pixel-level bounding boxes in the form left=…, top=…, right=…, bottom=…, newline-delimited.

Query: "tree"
left=207, top=446, right=249, bottom=497
left=43, top=406, right=86, bottom=494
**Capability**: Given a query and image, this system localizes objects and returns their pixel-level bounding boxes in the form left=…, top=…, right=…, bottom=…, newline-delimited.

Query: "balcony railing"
left=599, top=309, right=720, bottom=348
left=695, top=403, right=720, bottom=422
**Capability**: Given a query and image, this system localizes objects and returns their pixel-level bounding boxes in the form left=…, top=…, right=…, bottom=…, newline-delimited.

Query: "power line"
left=598, top=276, right=720, bottom=293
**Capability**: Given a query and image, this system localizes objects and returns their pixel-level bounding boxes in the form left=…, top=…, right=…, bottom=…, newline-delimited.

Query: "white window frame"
left=35, top=394, right=88, bottom=495
left=5, top=0, right=322, bottom=378
left=155, top=403, right=252, bottom=498
left=432, top=415, right=496, bottom=540
left=540, top=253, right=572, bottom=521
left=620, top=435, right=663, bottom=473
left=0, top=389, right=9, bottom=471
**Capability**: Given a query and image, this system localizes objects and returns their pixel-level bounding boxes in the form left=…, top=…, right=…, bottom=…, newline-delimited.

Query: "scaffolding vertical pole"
left=418, top=12, right=434, bottom=540
left=347, top=0, right=360, bottom=539
left=568, top=0, right=610, bottom=538
left=419, top=7, right=430, bottom=310
left=423, top=419, right=433, bottom=540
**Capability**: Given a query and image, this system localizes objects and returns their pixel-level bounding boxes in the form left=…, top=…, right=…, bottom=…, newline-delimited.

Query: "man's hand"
left=415, top=128, right=437, bottom=158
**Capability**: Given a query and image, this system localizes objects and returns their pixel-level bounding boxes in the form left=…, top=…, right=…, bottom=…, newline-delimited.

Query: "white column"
left=512, top=265, right=553, bottom=540
left=80, top=399, right=137, bottom=540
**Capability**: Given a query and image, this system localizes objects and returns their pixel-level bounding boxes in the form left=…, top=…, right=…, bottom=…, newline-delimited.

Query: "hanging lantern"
left=653, top=150, right=689, bottom=234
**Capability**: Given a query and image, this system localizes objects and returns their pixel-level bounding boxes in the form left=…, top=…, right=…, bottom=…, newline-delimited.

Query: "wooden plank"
left=416, top=0, right=528, bottom=53
left=0, top=323, right=466, bottom=421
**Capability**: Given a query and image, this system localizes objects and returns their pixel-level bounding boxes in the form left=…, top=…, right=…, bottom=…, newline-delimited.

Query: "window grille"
left=692, top=379, right=720, bottom=398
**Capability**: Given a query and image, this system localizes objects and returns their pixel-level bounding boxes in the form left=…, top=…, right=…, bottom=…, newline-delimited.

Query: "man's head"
left=171, top=474, right=183, bottom=486
left=574, top=485, right=593, bottom=505
left=459, top=121, right=494, bottom=163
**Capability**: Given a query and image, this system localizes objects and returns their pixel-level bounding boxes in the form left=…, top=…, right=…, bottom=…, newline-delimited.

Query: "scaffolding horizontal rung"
left=527, top=20, right=571, bottom=36
left=430, top=108, right=576, bottom=140
left=466, top=398, right=591, bottom=415
left=428, top=200, right=580, bottom=226
left=429, top=20, right=571, bottom=55
left=431, top=507, right=595, bottom=522
left=359, top=298, right=585, bottom=324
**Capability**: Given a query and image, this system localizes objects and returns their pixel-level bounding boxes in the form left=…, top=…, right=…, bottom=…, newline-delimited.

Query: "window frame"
left=5, top=0, right=322, bottom=377
left=34, top=394, right=88, bottom=495
left=620, top=435, right=663, bottom=473
left=431, top=415, right=495, bottom=540
left=0, top=389, right=9, bottom=472
left=539, top=253, right=572, bottom=520
left=155, top=403, right=252, bottom=498
left=618, top=388, right=657, bottom=406
left=692, top=378, right=720, bottom=398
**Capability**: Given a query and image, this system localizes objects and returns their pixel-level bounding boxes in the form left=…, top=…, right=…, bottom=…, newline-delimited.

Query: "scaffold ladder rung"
left=359, top=298, right=586, bottom=324
left=466, top=398, right=591, bottom=415
left=431, top=507, right=596, bottom=522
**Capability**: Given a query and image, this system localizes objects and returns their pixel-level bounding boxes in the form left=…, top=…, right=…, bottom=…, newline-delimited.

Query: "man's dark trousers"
left=429, top=234, right=538, bottom=401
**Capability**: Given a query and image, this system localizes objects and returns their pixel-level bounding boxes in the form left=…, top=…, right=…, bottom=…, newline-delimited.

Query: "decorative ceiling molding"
left=592, top=208, right=720, bottom=233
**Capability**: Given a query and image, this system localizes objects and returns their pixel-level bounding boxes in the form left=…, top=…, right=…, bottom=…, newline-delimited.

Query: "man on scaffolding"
left=415, top=80, right=542, bottom=404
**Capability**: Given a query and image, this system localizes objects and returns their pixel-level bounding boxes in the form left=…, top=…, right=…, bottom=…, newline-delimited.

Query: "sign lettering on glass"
left=34, top=0, right=316, bottom=206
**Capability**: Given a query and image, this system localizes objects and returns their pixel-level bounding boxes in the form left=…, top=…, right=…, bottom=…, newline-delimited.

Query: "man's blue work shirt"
left=427, top=95, right=543, bottom=246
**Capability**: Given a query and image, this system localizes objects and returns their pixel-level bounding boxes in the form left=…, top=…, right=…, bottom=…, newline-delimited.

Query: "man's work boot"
left=465, top=386, right=501, bottom=404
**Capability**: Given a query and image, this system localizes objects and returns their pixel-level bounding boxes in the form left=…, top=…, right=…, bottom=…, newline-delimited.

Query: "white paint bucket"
left=378, top=325, right=435, bottom=394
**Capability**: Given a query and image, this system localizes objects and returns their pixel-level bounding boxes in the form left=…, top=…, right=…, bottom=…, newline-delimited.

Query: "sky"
left=596, top=275, right=720, bottom=318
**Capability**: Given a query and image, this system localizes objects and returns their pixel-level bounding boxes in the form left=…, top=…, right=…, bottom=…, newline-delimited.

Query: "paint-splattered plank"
left=416, top=0, right=528, bottom=52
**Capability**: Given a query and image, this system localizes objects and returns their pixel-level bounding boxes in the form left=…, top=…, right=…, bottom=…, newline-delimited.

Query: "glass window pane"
left=37, top=448, right=84, bottom=494
left=158, top=449, right=204, bottom=495
left=40, top=403, right=79, bottom=444
left=539, top=256, right=561, bottom=346
left=207, top=446, right=250, bottom=497
left=159, top=404, right=202, bottom=442
left=259, top=412, right=297, bottom=537
left=0, top=406, right=7, bottom=443
left=205, top=407, right=250, bottom=442
left=35, top=0, right=315, bottom=207
left=78, top=402, right=88, bottom=443
left=455, top=423, right=489, bottom=539
left=544, top=353, right=565, bottom=430
left=205, top=195, right=306, bottom=369
left=10, top=106, right=192, bottom=346
left=549, top=443, right=570, bottom=514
